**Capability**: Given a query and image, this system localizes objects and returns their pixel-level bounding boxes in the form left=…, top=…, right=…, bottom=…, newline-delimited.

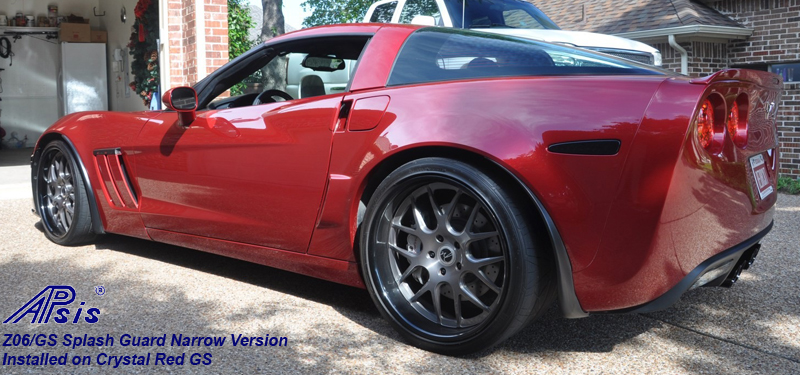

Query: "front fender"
left=32, top=111, right=158, bottom=238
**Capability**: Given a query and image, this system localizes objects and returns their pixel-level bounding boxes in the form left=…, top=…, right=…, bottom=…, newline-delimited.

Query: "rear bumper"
left=607, top=220, right=771, bottom=314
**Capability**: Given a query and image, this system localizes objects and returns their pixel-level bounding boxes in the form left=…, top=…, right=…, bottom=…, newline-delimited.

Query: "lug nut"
left=428, top=251, right=435, bottom=258
left=436, top=235, right=444, bottom=243
left=456, top=263, right=462, bottom=270
left=440, top=268, right=446, bottom=275
left=454, top=242, right=460, bottom=249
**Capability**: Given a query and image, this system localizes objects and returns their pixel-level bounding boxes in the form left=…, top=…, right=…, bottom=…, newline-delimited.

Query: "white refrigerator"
left=59, top=42, right=108, bottom=116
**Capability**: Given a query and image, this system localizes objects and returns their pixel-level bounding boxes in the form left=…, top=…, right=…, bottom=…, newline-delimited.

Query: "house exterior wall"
left=167, top=0, right=228, bottom=88
left=653, top=41, right=730, bottom=76
left=704, top=0, right=800, bottom=177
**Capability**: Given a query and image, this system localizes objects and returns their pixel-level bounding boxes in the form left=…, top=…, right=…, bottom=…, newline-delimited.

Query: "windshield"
left=442, top=0, right=560, bottom=29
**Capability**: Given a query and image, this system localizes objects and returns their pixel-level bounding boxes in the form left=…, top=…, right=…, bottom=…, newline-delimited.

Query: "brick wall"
left=653, top=41, right=729, bottom=76
left=654, top=42, right=685, bottom=73
left=166, top=0, right=228, bottom=87
left=704, top=0, right=800, bottom=177
left=167, top=0, right=187, bottom=87
left=205, top=0, right=229, bottom=77
left=776, top=84, right=800, bottom=175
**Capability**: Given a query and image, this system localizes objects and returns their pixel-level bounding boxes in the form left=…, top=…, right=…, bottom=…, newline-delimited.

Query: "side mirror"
left=162, top=87, right=198, bottom=126
left=410, top=15, right=436, bottom=26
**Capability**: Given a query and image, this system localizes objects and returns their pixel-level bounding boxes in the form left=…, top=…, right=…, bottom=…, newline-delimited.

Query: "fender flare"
left=487, top=160, right=589, bottom=319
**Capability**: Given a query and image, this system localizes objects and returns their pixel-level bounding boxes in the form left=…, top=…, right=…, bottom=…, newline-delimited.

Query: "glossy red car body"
left=32, top=24, right=781, bottom=316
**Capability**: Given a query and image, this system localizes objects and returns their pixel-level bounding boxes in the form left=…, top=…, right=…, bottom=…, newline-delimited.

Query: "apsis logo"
left=3, top=286, right=100, bottom=324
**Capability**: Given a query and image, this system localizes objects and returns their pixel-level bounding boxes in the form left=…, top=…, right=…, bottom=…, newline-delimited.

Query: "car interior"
left=199, top=36, right=371, bottom=111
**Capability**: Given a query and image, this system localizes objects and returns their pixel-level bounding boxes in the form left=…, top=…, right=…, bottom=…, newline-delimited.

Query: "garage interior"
left=0, top=0, right=163, bottom=149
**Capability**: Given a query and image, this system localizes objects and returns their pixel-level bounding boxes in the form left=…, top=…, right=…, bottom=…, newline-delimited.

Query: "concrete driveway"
left=1, top=147, right=798, bottom=374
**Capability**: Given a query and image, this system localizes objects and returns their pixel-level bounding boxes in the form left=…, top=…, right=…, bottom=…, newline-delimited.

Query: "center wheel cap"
left=438, top=246, right=456, bottom=266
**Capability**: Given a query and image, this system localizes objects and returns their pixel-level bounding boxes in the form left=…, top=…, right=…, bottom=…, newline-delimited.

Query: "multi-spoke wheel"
left=35, top=141, right=96, bottom=245
left=361, top=158, right=554, bottom=355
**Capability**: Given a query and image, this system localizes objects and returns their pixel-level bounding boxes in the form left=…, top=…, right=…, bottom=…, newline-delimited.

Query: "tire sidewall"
left=360, top=158, right=540, bottom=355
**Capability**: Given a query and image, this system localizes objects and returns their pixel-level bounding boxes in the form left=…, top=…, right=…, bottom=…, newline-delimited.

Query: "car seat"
left=300, top=75, right=326, bottom=98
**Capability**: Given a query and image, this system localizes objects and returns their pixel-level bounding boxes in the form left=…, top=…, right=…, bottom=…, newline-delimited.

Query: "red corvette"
left=31, top=24, right=781, bottom=354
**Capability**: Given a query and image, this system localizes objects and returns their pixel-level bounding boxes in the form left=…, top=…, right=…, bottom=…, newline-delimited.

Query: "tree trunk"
left=261, top=0, right=286, bottom=90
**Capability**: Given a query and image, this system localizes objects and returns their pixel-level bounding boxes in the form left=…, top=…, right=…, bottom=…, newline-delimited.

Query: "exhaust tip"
left=721, top=243, right=761, bottom=287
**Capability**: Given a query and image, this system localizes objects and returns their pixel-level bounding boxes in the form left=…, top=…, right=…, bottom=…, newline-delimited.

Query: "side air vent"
left=547, top=140, right=621, bottom=155
left=93, top=148, right=139, bottom=209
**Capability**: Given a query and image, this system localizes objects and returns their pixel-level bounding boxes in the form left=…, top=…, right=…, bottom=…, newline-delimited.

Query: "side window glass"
left=229, top=56, right=287, bottom=97
left=399, top=0, right=443, bottom=25
left=370, top=2, right=397, bottom=22
left=204, top=36, right=371, bottom=109
left=285, top=53, right=355, bottom=99
left=388, top=29, right=661, bottom=87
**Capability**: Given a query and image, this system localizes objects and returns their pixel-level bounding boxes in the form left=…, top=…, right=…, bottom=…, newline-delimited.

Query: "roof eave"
left=614, top=25, right=754, bottom=43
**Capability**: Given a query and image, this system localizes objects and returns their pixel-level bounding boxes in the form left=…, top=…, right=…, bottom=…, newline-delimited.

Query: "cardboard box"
left=90, top=30, right=107, bottom=43
left=59, top=22, right=90, bottom=43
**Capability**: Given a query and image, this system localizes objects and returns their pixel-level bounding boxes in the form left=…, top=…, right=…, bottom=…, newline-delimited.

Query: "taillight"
left=728, top=94, right=748, bottom=148
left=697, top=99, right=714, bottom=149
left=696, top=94, right=726, bottom=152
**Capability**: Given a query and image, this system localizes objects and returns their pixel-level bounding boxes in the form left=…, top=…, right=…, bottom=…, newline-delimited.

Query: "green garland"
left=128, top=0, right=159, bottom=106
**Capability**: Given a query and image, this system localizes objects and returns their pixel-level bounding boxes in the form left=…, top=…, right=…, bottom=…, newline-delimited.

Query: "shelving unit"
left=0, top=26, right=58, bottom=38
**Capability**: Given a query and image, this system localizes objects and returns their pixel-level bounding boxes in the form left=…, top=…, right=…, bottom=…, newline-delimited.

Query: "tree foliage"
left=228, top=0, right=256, bottom=95
left=229, top=0, right=255, bottom=58
left=301, top=0, right=374, bottom=27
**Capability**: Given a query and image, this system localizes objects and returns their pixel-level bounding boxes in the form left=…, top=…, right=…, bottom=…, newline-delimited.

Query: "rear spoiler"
left=690, top=68, right=783, bottom=89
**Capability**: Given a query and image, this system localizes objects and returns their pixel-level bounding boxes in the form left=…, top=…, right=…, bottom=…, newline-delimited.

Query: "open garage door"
left=0, top=0, right=161, bottom=148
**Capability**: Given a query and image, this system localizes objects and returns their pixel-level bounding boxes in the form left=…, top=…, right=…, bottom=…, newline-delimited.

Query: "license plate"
left=749, top=154, right=773, bottom=199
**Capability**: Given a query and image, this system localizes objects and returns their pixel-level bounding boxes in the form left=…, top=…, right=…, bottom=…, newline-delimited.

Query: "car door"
left=133, top=96, right=341, bottom=253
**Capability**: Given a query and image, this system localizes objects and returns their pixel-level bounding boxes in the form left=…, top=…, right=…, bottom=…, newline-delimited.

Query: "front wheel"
left=35, top=140, right=96, bottom=245
left=360, top=158, right=553, bottom=355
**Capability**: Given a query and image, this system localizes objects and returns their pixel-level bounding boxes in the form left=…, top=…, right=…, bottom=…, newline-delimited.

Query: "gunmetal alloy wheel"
left=36, top=141, right=96, bottom=245
left=377, top=181, right=507, bottom=330
left=41, top=148, right=75, bottom=237
left=361, top=158, right=554, bottom=355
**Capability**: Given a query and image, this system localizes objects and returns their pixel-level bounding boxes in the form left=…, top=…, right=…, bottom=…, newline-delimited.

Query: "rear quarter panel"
left=310, top=76, right=667, bottom=271
left=575, top=73, right=781, bottom=311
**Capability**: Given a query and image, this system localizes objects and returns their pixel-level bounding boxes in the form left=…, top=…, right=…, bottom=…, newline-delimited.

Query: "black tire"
left=35, top=140, right=96, bottom=245
left=360, top=157, right=554, bottom=355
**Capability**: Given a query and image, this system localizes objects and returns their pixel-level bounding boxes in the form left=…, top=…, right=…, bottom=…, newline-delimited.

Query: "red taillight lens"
left=697, top=99, right=714, bottom=149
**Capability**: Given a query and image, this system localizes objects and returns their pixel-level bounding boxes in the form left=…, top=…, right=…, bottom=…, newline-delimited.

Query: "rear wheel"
left=360, top=158, right=553, bottom=355
left=35, top=141, right=96, bottom=245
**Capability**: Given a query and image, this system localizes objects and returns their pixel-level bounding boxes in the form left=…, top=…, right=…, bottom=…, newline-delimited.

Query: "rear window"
left=388, top=28, right=664, bottom=87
